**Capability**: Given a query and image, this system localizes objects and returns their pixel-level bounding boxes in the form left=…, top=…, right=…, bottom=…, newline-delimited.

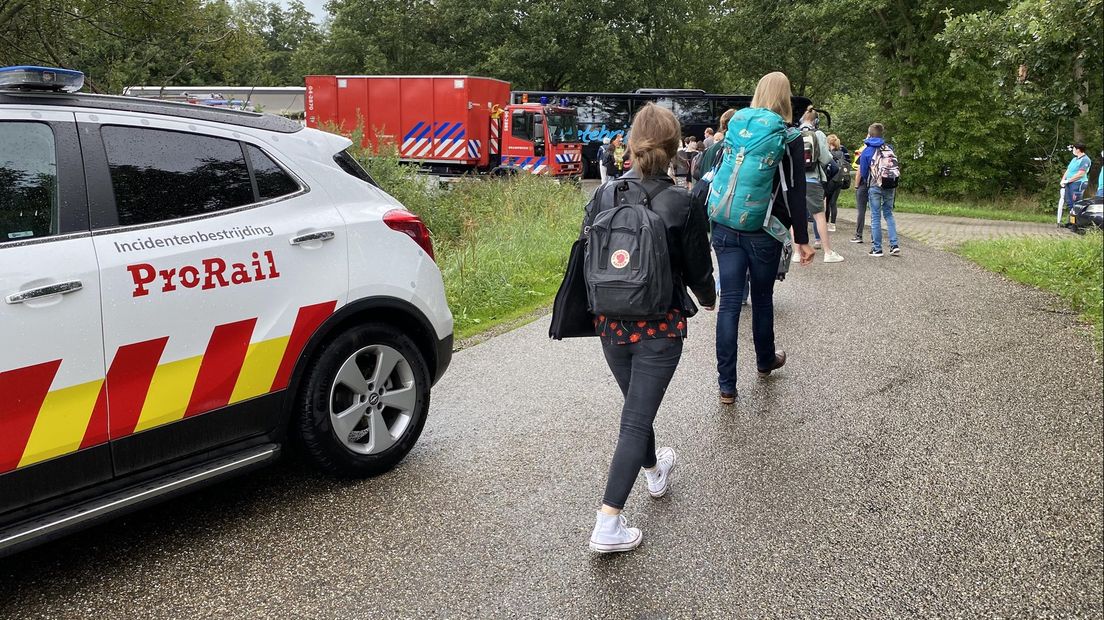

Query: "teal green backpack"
left=706, top=108, right=797, bottom=231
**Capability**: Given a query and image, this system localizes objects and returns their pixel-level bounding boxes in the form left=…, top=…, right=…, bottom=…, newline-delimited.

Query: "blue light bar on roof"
left=0, top=66, right=85, bottom=92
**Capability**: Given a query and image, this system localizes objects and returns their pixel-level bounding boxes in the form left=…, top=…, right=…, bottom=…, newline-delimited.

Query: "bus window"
left=575, top=95, right=630, bottom=127
left=713, top=98, right=748, bottom=121
left=670, top=98, right=713, bottom=128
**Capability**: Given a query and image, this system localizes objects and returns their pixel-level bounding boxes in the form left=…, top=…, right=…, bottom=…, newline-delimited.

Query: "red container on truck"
left=305, top=75, right=583, bottom=178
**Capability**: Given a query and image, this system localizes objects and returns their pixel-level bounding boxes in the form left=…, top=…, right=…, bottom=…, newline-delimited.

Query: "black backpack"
left=831, top=149, right=852, bottom=189
left=583, top=181, right=673, bottom=320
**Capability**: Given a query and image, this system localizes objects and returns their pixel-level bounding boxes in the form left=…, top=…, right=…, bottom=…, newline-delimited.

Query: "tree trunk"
left=1073, top=52, right=1087, bottom=143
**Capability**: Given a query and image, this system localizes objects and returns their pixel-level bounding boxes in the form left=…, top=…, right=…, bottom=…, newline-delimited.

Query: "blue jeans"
left=869, top=186, right=898, bottom=251
left=711, top=224, right=782, bottom=393
left=1061, top=182, right=1087, bottom=223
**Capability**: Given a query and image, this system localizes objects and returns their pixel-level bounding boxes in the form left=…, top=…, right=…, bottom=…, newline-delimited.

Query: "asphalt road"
left=1, top=227, right=1101, bottom=618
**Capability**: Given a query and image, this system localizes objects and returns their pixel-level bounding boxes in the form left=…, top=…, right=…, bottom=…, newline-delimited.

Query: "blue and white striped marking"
left=555, top=152, right=582, bottom=164
left=434, top=122, right=467, bottom=159
left=401, top=122, right=434, bottom=158
left=467, top=139, right=481, bottom=159
left=505, top=156, right=547, bottom=174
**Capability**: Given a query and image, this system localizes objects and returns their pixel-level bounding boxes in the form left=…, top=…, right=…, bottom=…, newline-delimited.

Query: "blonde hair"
left=627, top=103, right=680, bottom=176
left=827, top=134, right=840, bottom=149
left=750, top=72, right=793, bottom=122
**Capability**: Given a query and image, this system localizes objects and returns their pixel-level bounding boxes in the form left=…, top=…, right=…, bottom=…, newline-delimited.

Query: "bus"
left=511, top=89, right=823, bottom=178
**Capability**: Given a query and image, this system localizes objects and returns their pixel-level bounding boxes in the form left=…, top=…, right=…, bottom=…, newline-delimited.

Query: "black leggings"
left=600, top=337, right=683, bottom=509
left=824, top=183, right=841, bottom=223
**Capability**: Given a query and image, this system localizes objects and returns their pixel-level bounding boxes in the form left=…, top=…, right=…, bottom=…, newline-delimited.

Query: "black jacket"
left=774, top=138, right=809, bottom=245
left=549, top=170, right=717, bottom=339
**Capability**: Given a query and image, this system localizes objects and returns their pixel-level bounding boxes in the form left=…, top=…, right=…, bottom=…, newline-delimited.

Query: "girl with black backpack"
left=549, top=103, right=716, bottom=553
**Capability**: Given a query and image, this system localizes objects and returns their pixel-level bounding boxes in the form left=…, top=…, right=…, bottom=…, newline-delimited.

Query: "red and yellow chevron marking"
left=0, top=300, right=336, bottom=474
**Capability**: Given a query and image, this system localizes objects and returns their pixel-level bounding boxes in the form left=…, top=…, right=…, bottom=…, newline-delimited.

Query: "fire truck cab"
left=496, top=101, right=582, bottom=177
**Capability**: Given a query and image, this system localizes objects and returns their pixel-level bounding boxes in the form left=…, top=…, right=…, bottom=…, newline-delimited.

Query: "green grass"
left=353, top=148, right=583, bottom=339
left=840, top=188, right=1054, bottom=223
left=957, top=232, right=1103, bottom=351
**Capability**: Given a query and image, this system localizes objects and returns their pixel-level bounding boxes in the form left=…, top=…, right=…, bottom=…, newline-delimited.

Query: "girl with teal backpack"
left=707, top=72, right=815, bottom=406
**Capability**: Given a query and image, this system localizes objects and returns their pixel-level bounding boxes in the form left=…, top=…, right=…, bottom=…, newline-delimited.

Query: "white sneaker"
left=644, top=447, right=678, bottom=498
left=828, top=223, right=837, bottom=232
left=813, top=239, right=822, bottom=249
left=823, top=250, right=845, bottom=263
left=589, top=511, right=642, bottom=553
left=791, top=253, right=801, bottom=263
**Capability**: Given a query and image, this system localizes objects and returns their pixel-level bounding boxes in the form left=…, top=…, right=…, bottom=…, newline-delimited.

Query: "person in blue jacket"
left=1059, top=142, right=1092, bottom=224
left=856, top=123, right=899, bottom=256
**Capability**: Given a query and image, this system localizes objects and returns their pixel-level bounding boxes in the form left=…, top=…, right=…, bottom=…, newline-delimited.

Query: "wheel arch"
left=281, top=297, right=449, bottom=427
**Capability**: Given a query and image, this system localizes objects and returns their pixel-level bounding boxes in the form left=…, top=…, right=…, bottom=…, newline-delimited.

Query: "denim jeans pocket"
left=747, top=236, right=781, bottom=265
left=642, top=335, right=683, bottom=355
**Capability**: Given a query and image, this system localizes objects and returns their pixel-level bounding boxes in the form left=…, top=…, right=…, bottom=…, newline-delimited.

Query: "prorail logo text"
left=127, top=250, right=281, bottom=297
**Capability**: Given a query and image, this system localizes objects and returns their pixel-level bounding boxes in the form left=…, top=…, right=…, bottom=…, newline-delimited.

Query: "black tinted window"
left=102, top=126, right=253, bottom=226
left=333, top=149, right=378, bottom=187
left=0, top=122, right=57, bottom=242
left=511, top=112, right=532, bottom=141
left=574, top=96, right=630, bottom=126
left=670, top=98, right=713, bottom=127
left=246, top=145, right=299, bottom=200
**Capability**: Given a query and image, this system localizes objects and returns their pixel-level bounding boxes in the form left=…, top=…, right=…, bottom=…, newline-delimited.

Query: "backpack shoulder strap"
left=616, top=178, right=665, bottom=209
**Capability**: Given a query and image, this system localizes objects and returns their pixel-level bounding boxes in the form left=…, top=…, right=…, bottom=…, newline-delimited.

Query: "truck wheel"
left=295, top=323, right=430, bottom=477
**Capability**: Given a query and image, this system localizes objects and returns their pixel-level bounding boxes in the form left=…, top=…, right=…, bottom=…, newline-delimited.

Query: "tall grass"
left=958, top=232, right=1103, bottom=351
left=353, top=146, right=584, bottom=338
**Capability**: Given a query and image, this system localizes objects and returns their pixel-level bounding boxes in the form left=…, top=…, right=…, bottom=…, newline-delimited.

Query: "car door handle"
left=289, top=230, right=335, bottom=245
left=6, top=280, right=83, bottom=304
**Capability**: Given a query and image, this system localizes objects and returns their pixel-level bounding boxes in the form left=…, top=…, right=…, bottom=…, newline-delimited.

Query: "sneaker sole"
left=589, top=530, right=643, bottom=553
left=848, top=239, right=863, bottom=243
left=648, top=451, right=678, bottom=498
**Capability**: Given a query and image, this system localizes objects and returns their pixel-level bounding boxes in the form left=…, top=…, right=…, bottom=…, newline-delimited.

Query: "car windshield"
left=546, top=113, right=580, bottom=144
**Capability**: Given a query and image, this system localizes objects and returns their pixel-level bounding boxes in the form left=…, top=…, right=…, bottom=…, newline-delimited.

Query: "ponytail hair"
left=627, top=103, right=681, bottom=176
left=801, top=105, right=818, bottom=127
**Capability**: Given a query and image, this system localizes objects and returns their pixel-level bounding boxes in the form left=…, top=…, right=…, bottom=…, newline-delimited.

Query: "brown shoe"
left=757, top=351, right=786, bottom=376
left=719, top=391, right=736, bottom=405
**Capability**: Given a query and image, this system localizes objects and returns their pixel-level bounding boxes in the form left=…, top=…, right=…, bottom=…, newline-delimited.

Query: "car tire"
left=295, top=323, right=431, bottom=477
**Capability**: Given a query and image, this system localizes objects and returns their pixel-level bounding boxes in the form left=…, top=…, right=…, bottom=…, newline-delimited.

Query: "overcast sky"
left=281, top=0, right=328, bottom=23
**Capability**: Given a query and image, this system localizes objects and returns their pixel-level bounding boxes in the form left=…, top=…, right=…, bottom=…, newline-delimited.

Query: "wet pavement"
left=1, top=224, right=1101, bottom=618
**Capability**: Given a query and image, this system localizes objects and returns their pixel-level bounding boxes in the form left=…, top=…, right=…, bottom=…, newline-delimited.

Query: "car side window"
left=0, top=122, right=58, bottom=242
left=102, top=126, right=254, bottom=226
left=511, top=112, right=531, bottom=141
left=245, top=145, right=300, bottom=200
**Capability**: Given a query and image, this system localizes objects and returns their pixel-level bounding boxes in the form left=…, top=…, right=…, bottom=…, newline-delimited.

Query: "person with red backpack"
left=858, top=123, right=901, bottom=257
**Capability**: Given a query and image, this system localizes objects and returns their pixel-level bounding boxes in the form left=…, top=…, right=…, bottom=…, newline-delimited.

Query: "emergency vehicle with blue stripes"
left=306, top=75, right=583, bottom=178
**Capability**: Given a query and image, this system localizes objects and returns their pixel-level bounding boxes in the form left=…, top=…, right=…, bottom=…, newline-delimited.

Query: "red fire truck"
left=305, top=75, right=583, bottom=178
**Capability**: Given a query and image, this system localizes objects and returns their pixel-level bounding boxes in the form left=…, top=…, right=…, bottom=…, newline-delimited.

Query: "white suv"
left=0, top=67, right=453, bottom=556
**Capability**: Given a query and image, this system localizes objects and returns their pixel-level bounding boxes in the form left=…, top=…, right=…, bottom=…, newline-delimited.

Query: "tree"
left=0, top=0, right=261, bottom=93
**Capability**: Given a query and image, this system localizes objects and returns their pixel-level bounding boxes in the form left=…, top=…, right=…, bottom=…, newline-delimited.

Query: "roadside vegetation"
left=958, top=232, right=1103, bottom=351
left=837, top=189, right=1054, bottom=223
left=355, top=148, right=581, bottom=339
